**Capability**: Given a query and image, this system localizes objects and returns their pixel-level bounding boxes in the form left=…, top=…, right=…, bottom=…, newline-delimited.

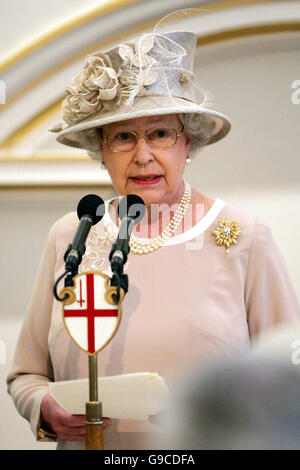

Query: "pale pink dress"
left=7, top=197, right=300, bottom=449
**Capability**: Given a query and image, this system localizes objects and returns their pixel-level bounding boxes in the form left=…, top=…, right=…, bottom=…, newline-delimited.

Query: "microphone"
left=64, top=194, right=105, bottom=272
left=109, top=194, right=145, bottom=274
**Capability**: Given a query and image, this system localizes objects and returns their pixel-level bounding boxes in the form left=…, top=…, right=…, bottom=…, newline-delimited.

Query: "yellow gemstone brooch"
left=211, top=219, right=242, bottom=253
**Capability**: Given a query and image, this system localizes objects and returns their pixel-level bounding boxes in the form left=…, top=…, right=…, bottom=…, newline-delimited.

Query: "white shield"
left=62, top=271, right=121, bottom=355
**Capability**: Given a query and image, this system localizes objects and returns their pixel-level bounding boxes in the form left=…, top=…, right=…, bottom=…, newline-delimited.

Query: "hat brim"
left=56, top=96, right=231, bottom=153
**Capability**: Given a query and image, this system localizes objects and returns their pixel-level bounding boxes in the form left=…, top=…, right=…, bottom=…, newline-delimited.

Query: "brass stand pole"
left=85, top=354, right=104, bottom=450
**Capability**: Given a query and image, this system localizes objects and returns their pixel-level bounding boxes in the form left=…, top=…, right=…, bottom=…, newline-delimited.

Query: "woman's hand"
left=41, top=393, right=112, bottom=441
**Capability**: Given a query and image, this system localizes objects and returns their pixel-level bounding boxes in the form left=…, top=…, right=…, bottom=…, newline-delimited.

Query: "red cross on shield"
left=62, top=271, right=121, bottom=355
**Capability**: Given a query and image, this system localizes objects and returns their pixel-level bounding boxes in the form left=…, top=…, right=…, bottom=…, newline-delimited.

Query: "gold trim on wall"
left=196, top=21, right=300, bottom=46
left=0, top=152, right=88, bottom=161
left=0, top=99, right=63, bottom=152
left=1, top=20, right=299, bottom=158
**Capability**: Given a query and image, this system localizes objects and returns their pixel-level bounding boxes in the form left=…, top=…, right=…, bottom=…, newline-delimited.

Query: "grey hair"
left=179, top=112, right=216, bottom=157
left=86, top=112, right=215, bottom=161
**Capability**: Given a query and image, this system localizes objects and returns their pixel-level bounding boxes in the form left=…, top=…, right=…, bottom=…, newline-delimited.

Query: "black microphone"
left=109, top=194, right=145, bottom=274
left=64, top=194, right=105, bottom=272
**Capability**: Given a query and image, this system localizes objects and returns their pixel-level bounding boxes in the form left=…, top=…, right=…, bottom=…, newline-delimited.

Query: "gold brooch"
left=211, top=219, right=242, bottom=253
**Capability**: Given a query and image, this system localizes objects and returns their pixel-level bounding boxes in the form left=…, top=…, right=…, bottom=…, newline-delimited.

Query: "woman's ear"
left=98, top=127, right=104, bottom=151
left=184, top=131, right=192, bottom=153
left=98, top=128, right=106, bottom=168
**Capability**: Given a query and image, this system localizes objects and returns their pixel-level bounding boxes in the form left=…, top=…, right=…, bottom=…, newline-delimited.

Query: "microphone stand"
left=85, top=194, right=144, bottom=448
left=85, top=283, right=125, bottom=450
left=54, top=225, right=126, bottom=451
left=85, top=282, right=124, bottom=451
left=54, top=194, right=138, bottom=450
left=85, top=354, right=103, bottom=450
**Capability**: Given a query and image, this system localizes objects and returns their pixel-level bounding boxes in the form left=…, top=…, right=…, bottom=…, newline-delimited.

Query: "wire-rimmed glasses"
left=102, top=125, right=184, bottom=152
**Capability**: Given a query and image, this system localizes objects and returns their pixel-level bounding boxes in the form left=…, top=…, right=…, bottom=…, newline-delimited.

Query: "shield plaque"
left=61, top=271, right=122, bottom=355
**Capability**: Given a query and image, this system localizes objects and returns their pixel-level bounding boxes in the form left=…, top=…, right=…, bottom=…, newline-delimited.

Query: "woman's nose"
left=133, top=136, right=154, bottom=166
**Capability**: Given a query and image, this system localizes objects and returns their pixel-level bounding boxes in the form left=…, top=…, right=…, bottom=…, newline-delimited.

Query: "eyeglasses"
left=102, top=125, right=184, bottom=152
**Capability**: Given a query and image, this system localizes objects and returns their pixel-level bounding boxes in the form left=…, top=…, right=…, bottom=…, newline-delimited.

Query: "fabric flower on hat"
left=62, top=53, right=119, bottom=125
left=118, top=35, right=158, bottom=105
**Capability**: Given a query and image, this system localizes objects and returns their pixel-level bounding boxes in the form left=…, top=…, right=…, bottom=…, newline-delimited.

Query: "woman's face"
left=99, top=114, right=191, bottom=207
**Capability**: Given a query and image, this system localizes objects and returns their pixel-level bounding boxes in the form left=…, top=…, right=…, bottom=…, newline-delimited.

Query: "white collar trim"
left=103, top=197, right=226, bottom=247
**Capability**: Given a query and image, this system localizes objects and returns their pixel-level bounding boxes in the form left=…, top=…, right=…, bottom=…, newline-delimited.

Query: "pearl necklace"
left=128, top=182, right=192, bottom=255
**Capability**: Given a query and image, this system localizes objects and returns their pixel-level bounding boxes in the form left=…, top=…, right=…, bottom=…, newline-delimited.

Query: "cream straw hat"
left=50, top=26, right=231, bottom=160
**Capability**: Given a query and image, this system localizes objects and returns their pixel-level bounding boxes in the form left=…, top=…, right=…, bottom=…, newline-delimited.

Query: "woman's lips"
left=129, top=175, right=162, bottom=185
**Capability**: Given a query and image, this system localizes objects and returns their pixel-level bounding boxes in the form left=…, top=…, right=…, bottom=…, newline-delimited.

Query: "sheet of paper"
left=49, top=372, right=170, bottom=419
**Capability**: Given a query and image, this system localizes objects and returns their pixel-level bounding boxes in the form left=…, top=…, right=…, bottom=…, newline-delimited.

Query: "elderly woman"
left=7, top=28, right=299, bottom=450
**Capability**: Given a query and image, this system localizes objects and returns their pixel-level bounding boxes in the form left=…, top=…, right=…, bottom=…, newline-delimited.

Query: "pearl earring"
left=186, top=157, right=191, bottom=165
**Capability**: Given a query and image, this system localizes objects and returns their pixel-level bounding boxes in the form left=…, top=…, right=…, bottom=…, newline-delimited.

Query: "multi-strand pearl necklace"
left=128, top=182, right=192, bottom=255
